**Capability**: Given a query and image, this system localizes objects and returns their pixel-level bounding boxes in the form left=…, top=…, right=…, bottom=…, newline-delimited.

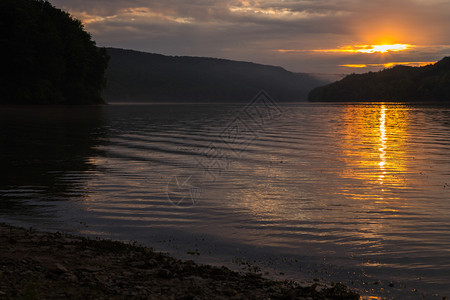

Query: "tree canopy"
left=308, top=57, right=450, bottom=102
left=0, top=0, right=109, bottom=104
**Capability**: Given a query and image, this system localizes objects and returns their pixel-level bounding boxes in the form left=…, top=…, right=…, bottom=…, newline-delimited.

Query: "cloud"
left=340, top=61, right=437, bottom=68
left=51, top=0, right=450, bottom=73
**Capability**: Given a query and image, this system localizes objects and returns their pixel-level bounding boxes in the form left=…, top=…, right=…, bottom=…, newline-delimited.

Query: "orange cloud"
left=340, top=61, right=436, bottom=68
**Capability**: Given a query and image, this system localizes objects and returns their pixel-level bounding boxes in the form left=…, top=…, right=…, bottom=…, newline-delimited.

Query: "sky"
left=52, top=0, right=450, bottom=74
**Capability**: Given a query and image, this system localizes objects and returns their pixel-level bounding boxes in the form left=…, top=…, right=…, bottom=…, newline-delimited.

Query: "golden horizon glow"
left=340, top=61, right=436, bottom=68
left=339, top=64, right=367, bottom=68
left=314, top=43, right=414, bottom=54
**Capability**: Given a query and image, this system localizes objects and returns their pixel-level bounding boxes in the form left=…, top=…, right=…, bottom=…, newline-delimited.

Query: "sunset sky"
left=52, top=0, right=450, bottom=73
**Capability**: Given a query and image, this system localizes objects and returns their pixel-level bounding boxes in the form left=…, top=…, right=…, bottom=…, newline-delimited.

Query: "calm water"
left=1, top=103, right=450, bottom=299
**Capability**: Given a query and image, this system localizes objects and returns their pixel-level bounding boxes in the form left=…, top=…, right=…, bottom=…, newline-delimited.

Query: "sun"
left=354, top=44, right=412, bottom=53
left=313, top=43, right=413, bottom=54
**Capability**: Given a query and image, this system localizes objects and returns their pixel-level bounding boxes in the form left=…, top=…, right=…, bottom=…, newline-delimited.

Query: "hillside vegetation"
left=104, top=48, right=326, bottom=102
left=308, top=57, right=450, bottom=102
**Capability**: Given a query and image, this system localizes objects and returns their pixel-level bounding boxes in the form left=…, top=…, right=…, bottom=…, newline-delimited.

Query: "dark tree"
left=0, top=0, right=109, bottom=104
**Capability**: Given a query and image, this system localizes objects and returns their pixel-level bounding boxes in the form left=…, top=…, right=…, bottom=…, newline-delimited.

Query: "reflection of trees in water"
left=0, top=106, right=107, bottom=215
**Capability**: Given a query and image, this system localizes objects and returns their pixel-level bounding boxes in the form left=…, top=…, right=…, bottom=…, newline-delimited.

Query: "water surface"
left=1, top=103, right=449, bottom=299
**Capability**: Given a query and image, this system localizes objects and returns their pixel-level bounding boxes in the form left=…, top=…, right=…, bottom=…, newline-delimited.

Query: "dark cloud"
left=51, top=0, right=450, bottom=73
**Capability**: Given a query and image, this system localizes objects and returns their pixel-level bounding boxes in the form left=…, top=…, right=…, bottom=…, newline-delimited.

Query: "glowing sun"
left=313, top=43, right=413, bottom=54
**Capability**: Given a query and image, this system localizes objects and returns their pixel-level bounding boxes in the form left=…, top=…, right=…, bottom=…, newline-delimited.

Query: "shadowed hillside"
left=104, top=48, right=326, bottom=102
left=308, top=57, right=450, bottom=102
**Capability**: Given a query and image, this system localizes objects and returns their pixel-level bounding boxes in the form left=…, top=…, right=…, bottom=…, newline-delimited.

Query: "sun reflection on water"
left=223, top=104, right=413, bottom=223
left=341, top=104, right=409, bottom=188
left=378, top=105, right=386, bottom=185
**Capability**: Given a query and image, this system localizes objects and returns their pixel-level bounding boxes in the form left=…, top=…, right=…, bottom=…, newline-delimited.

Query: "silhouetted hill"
left=104, top=48, right=326, bottom=102
left=0, top=0, right=109, bottom=104
left=308, top=57, right=450, bottom=102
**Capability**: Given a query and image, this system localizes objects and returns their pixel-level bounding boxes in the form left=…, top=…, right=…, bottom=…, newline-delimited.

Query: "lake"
left=1, top=101, right=449, bottom=299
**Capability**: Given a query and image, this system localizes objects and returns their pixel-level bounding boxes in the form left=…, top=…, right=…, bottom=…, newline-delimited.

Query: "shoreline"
left=0, top=223, right=359, bottom=299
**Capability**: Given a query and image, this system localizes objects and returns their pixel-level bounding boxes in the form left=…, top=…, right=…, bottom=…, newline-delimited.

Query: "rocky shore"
left=0, top=223, right=359, bottom=299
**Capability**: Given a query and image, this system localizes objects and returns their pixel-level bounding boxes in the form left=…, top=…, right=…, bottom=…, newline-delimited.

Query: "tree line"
left=308, top=57, right=450, bottom=102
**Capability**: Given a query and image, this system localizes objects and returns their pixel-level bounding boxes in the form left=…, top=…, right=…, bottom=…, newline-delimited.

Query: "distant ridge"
left=104, top=48, right=326, bottom=102
left=308, top=57, right=450, bottom=102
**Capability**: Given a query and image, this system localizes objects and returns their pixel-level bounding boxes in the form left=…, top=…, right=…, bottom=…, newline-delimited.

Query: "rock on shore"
left=0, top=223, right=359, bottom=299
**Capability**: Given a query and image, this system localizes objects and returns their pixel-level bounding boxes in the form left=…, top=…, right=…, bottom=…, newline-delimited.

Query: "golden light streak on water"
left=378, top=105, right=387, bottom=185
left=340, top=104, right=409, bottom=189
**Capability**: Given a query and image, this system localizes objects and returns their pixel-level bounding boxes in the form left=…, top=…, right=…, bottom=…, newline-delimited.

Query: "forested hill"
left=104, top=48, right=326, bottom=102
left=0, top=0, right=109, bottom=104
left=308, top=57, right=450, bottom=102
